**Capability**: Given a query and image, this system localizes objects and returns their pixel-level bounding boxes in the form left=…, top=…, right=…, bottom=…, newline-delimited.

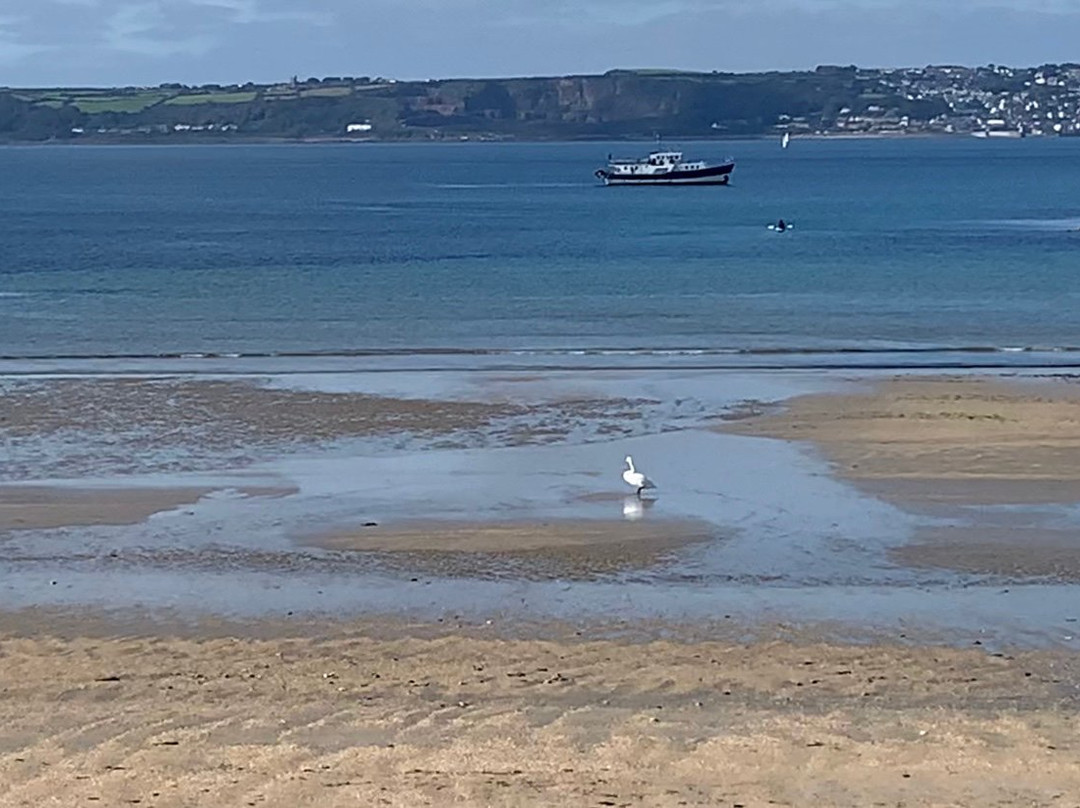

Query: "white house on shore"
left=346, top=122, right=373, bottom=133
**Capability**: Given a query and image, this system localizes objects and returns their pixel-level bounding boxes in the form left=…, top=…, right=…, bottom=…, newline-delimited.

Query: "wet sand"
left=0, top=485, right=297, bottom=533
left=314, top=518, right=712, bottom=553
left=0, top=486, right=215, bottom=532
left=0, top=378, right=514, bottom=481
left=724, top=375, right=1080, bottom=579
left=0, top=377, right=654, bottom=480
left=310, top=518, right=718, bottom=579
left=892, top=526, right=1080, bottom=579
left=0, top=378, right=514, bottom=441
left=0, top=613, right=1076, bottom=808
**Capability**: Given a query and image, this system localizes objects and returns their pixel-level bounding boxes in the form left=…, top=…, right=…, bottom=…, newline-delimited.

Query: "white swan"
left=622, top=455, right=656, bottom=498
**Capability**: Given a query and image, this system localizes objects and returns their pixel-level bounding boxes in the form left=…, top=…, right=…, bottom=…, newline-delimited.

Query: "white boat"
left=595, top=149, right=735, bottom=186
left=781, top=132, right=790, bottom=149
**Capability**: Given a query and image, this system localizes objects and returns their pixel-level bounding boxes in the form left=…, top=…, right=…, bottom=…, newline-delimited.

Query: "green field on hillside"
left=299, top=86, right=353, bottom=98
left=164, top=92, right=259, bottom=106
left=71, top=93, right=171, bottom=113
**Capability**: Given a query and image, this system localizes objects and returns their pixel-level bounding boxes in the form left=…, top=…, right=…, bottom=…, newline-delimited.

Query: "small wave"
left=981, top=217, right=1080, bottom=231
left=3, top=344, right=1080, bottom=362
left=0, top=292, right=29, bottom=298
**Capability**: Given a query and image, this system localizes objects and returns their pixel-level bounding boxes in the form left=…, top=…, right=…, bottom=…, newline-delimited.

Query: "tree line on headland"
left=2, top=64, right=1078, bottom=143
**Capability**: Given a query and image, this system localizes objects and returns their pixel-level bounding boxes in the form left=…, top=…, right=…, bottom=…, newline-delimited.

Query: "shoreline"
left=3, top=131, right=1063, bottom=148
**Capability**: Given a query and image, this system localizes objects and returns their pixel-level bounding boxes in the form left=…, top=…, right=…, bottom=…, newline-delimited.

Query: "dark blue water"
left=2, top=139, right=1080, bottom=366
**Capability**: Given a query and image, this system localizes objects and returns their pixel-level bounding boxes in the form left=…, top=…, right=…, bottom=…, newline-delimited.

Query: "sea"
left=2, top=136, right=1080, bottom=374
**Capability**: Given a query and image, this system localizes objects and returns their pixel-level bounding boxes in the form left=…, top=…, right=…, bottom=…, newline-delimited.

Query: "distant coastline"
left=3, top=63, right=1078, bottom=144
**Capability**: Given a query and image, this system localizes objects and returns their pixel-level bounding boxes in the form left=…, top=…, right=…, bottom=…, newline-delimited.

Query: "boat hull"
left=595, top=162, right=734, bottom=186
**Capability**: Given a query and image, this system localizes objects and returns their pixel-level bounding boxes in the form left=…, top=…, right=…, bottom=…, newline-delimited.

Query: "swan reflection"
left=622, top=495, right=656, bottom=521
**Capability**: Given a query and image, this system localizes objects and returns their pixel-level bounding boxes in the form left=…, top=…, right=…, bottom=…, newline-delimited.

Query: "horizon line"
left=5, top=61, right=1080, bottom=92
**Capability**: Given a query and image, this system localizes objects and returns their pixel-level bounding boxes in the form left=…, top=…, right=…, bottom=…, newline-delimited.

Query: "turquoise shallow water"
left=2, top=138, right=1080, bottom=366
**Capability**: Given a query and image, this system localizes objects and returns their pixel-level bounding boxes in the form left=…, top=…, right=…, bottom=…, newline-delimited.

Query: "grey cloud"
left=0, top=0, right=1077, bottom=86
left=104, top=3, right=217, bottom=56
left=404, top=0, right=1080, bottom=17
left=0, top=0, right=337, bottom=83
left=0, top=36, right=45, bottom=67
left=0, top=11, right=48, bottom=64
left=186, top=0, right=333, bottom=27
left=0, top=0, right=331, bottom=51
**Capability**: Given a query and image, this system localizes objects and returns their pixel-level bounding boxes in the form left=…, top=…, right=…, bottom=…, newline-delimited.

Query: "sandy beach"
left=0, top=614, right=1077, bottom=808
left=7, top=127, right=1080, bottom=807
left=2, top=371, right=1080, bottom=805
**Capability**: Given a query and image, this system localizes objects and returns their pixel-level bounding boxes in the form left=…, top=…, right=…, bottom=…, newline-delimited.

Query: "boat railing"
left=604, top=153, right=736, bottom=169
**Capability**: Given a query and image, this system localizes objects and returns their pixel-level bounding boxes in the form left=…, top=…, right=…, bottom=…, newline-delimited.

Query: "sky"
left=1, top=0, right=1078, bottom=87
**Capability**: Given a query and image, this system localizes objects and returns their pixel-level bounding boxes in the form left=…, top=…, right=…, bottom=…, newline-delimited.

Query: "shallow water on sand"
left=1, top=368, right=1079, bottom=648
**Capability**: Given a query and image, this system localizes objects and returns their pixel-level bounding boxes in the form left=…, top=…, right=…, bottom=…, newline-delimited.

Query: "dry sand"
left=723, top=375, right=1080, bottom=579
left=0, top=614, right=1076, bottom=808
left=723, top=376, right=1080, bottom=491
